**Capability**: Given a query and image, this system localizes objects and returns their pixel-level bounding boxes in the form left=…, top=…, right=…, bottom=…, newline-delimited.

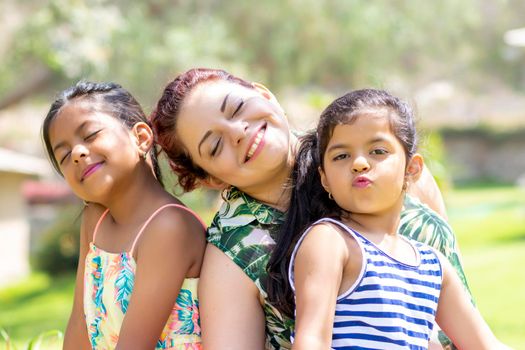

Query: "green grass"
left=1, top=185, right=524, bottom=349
left=0, top=273, right=73, bottom=349
left=446, top=184, right=525, bottom=349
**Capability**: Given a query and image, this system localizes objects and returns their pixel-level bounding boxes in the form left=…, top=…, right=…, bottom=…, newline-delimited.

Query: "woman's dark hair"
left=267, top=88, right=417, bottom=317
left=42, top=80, right=163, bottom=185
left=150, top=68, right=253, bottom=192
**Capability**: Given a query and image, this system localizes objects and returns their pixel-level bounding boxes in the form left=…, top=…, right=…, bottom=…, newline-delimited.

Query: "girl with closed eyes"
left=42, top=81, right=206, bottom=350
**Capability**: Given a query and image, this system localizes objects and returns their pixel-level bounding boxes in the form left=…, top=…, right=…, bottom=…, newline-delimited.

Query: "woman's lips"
left=245, top=124, right=266, bottom=162
left=82, top=162, right=103, bottom=181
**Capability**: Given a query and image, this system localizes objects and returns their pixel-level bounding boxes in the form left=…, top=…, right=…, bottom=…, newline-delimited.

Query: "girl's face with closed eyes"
left=175, top=80, right=294, bottom=194
left=49, top=102, right=141, bottom=202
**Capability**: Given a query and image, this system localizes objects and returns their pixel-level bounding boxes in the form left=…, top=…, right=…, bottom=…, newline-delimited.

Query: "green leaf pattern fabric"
left=207, top=188, right=471, bottom=350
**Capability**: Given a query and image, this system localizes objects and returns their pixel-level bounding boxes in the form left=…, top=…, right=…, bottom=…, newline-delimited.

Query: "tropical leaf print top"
left=84, top=204, right=203, bottom=350
left=207, top=188, right=472, bottom=350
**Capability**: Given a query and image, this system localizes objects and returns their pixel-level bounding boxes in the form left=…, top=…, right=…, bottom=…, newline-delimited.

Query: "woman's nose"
left=352, top=155, right=370, bottom=173
left=71, top=144, right=89, bottom=164
left=228, top=120, right=249, bottom=145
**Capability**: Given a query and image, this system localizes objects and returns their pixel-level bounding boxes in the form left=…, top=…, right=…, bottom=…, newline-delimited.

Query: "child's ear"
left=318, top=166, right=332, bottom=194
left=198, top=175, right=228, bottom=190
left=406, top=153, right=424, bottom=183
left=132, top=122, right=154, bottom=154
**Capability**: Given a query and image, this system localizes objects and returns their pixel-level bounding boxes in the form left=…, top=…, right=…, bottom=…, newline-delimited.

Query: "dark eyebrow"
left=52, top=121, right=90, bottom=153
left=198, top=130, right=213, bottom=157
left=220, top=93, right=230, bottom=113
left=326, top=143, right=347, bottom=153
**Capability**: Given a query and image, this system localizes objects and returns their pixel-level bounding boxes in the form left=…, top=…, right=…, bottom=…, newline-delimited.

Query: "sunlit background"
left=0, top=0, right=524, bottom=348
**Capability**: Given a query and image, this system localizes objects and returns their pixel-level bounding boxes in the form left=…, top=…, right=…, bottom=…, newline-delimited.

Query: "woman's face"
left=176, top=80, right=293, bottom=193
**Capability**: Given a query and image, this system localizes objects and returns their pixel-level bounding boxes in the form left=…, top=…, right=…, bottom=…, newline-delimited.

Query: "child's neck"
left=102, top=170, right=172, bottom=225
left=341, top=199, right=404, bottom=238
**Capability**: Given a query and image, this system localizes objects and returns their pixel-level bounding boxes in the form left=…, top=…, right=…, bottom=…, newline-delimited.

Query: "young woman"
left=151, top=68, right=471, bottom=350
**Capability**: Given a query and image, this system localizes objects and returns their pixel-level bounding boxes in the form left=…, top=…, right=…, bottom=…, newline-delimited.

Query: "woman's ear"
left=252, top=82, right=277, bottom=102
left=406, top=153, right=424, bottom=183
left=132, top=122, right=154, bottom=154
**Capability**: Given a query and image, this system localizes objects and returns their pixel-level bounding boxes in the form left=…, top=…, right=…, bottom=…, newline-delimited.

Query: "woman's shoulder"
left=399, top=195, right=457, bottom=252
left=206, top=188, right=282, bottom=282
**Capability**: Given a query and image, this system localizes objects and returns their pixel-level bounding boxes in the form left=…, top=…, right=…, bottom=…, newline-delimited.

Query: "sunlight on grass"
left=0, top=273, right=73, bottom=348
left=461, top=242, right=525, bottom=349
left=445, top=184, right=525, bottom=348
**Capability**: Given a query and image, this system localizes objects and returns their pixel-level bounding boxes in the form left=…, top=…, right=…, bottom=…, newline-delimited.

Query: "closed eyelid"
left=231, top=100, right=244, bottom=118
left=198, top=130, right=213, bottom=157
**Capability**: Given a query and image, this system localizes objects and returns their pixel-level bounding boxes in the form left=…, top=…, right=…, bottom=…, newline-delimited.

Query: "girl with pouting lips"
left=151, top=68, right=472, bottom=350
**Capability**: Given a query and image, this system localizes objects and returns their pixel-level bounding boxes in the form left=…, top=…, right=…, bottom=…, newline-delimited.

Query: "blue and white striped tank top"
left=288, top=218, right=443, bottom=350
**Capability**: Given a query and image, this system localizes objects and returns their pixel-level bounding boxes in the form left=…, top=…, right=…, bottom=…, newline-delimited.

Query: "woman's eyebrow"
left=220, top=93, right=231, bottom=113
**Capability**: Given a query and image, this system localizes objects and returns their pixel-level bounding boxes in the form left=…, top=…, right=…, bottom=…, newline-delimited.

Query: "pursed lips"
left=352, top=175, right=372, bottom=188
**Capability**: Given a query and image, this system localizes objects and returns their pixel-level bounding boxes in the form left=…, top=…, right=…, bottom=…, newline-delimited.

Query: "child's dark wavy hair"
left=42, top=80, right=163, bottom=185
left=267, top=89, right=417, bottom=318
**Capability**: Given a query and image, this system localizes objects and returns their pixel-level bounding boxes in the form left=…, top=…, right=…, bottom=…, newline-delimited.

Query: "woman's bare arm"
left=199, top=244, right=267, bottom=350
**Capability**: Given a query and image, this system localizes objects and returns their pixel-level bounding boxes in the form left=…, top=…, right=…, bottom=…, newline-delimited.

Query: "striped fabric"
left=288, top=218, right=443, bottom=350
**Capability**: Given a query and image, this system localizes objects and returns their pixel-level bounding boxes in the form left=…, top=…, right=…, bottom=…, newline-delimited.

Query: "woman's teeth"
left=246, top=129, right=264, bottom=160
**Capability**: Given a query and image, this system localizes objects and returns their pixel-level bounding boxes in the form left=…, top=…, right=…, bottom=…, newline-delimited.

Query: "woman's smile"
left=245, top=123, right=266, bottom=162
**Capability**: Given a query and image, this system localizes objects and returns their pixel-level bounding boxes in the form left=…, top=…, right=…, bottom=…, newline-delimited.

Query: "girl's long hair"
left=266, top=131, right=340, bottom=317
left=266, top=88, right=417, bottom=318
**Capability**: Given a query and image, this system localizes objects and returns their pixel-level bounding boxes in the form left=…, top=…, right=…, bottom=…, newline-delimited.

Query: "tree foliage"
left=0, top=0, right=524, bottom=107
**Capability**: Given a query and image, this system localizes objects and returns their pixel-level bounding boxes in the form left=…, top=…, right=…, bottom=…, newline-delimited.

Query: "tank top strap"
left=129, top=203, right=207, bottom=255
left=92, top=208, right=110, bottom=243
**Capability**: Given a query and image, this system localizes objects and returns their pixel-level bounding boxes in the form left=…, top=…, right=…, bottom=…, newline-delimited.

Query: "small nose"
left=71, top=144, right=88, bottom=164
left=228, top=119, right=249, bottom=146
left=352, top=155, right=370, bottom=173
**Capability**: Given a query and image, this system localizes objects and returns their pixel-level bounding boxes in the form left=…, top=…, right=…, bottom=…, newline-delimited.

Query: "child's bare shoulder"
left=81, top=202, right=108, bottom=241
left=138, top=202, right=206, bottom=254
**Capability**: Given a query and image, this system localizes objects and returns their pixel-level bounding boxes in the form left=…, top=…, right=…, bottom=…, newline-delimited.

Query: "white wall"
left=0, top=172, right=30, bottom=287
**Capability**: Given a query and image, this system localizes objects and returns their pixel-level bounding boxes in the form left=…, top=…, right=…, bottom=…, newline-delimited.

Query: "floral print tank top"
left=84, top=204, right=203, bottom=350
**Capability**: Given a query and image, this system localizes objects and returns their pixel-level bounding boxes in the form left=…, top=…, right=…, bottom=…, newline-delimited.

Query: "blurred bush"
left=419, top=130, right=453, bottom=192
left=32, top=205, right=81, bottom=275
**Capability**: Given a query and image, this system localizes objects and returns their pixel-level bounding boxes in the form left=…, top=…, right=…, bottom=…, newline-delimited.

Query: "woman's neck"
left=239, top=133, right=299, bottom=212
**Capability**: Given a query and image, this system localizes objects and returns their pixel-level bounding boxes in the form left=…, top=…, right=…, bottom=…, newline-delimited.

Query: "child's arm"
left=435, top=252, right=511, bottom=350
left=115, top=207, right=206, bottom=350
left=199, top=244, right=267, bottom=350
left=292, top=224, right=350, bottom=350
left=63, top=204, right=101, bottom=350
